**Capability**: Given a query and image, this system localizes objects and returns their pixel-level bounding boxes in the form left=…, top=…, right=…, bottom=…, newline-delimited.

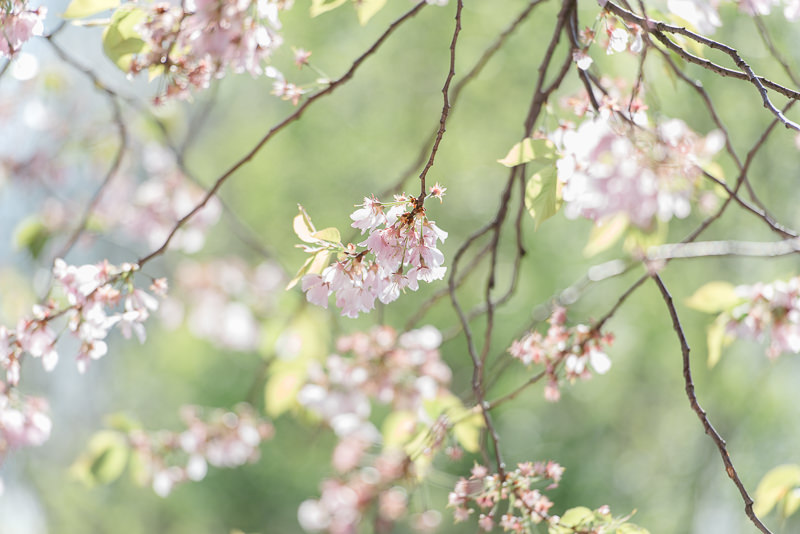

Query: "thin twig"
left=652, top=274, right=772, bottom=534
left=417, top=0, right=462, bottom=202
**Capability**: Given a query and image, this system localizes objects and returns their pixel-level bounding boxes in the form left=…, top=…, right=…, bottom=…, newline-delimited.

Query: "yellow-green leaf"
left=498, top=138, right=556, bottom=168
left=310, top=0, right=347, bottom=17
left=102, top=6, right=147, bottom=71
left=583, top=213, right=628, bottom=257
left=559, top=507, right=594, bottom=527
left=686, top=281, right=740, bottom=314
left=524, top=164, right=561, bottom=230
left=293, top=205, right=318, bottom=243
left=753, top=464, right=800, bottom=517
left=71, top=430, right=129, bottom=487
left=381, top=411, right=418, bottom=449
left=782, top=488, right=800, bottom=519
left=355, top=0, right=387, bottom=25
left=63, top=0, right=119, bottom=19
left=264, top=362, right=307, bottom=417
left=312, top=227, right=341, bottom=244
left=707, top=313, right=730, bottom=368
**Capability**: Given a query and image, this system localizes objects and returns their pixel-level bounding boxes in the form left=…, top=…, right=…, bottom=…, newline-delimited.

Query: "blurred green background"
left=3, top=0, right=800, bottom=533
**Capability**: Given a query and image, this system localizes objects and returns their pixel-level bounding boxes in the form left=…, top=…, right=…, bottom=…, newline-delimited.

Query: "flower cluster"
left=736, top=0, right=800, bottom=21
left=0, top=259, right=164, bottom=383
left=127, top=403, right=274, bottom=497
left=301, top=188, right=447, bottom=318
left=297, top=448, right=425, bottom=534
left=160, top=257, right=284, bottom=351
left=448, top=461, right=563, bottom=532
left=298, top=326, right=451, bottom=435
left=727, top=276, right=800, bottom=359
left=508, top=307, right=613, bottom=402
left=128, top=0, right=292, bottom=103
left=96, top=145, right=222, bottom=254
left=556, top=116, right=723, bottom=230
left=0, top=0, right=46, bottom=58
left=296, top=326, right=454, bottom=533
left=0, top=385, right=51, bottom=494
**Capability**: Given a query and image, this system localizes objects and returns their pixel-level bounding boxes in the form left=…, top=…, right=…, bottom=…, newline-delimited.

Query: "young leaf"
left=355, top=0, right=387, bottom=25
left=706, top=313, right=731, bottom=368
left=264, top=361, right=306, bottom=417
left=293, top=205, right=318, bottom=243
left=498, top=138, right=556, bottom=168
left=102, top=6, right=147, bottom=71
left=310, top=0, right=348, bottom=17
left=686, top=281, right=739, bottom=314
left=753, top=464, right=800, bottom=517
left=70, top=430, right=130, bottom=487
left=524, top=164, right=561, bottom=230
left=583, top=213, right=628, bottom=257
left=62, top=0, right=119, bottom=19
left=312, top=227, right=341, bottom=244
left=381, top=410, right=418, bottom=448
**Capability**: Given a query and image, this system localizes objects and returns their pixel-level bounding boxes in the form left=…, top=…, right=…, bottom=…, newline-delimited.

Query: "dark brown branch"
left=417, top=0, right=462, bottom=202
left=652, top=274, right=772, bottom=534
left=605, top=1, right=800, bottom=130
left=381, top=0, right=546, bottom=198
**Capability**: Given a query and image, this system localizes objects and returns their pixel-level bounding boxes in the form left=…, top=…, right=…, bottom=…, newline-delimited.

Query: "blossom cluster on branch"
left=508, top=307, right=613, bottom=402
left=296, top=326, right=469, bottom=533
left=728, top=276, right=800, bottom=359
left=0, top=0, right=46, bottom=58
left=126, top=0, right=293, bottom=103
left=298, top=187, right=447, bottom=318
left=128, top=403, right=274, bottom=496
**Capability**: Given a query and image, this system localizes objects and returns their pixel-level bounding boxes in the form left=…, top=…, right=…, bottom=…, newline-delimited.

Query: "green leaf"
left=498, top=138, right=556, bottom=168
left=286, top=249, right=330, bottom=290
left=312, top=227, right=341, bottom=244
left=62, top=0, right=119, bottom=19
left=559, top=507, right=594, bottom=527
left=686, top=281, right=740, bottom=313
left=71, top=431, right=129, bottom=486
left=583, top=213, right=628, bottom=257
left=13, top=216, right=50, bottom=259
left=706, top=313, right=731, bottom=368
left=293, top=205, right=318, bottom=243
left=753, top=464, right=800, bottom=517
left=617, top=524, right=651, bottom=534
left=423, top=393, right=483, bottom=452
left=524, top=164, right=560, bottom=230
left=381, top=411, right=418, bottom=449
left=355, top=0, right=387, bottom=25
left=782, top=488, right=800, bottom=519
left=102, top=6, right=147, bottom=71
left=310, top=0, right=347, bottom=17
left=264, top=361, right=306, bottom=417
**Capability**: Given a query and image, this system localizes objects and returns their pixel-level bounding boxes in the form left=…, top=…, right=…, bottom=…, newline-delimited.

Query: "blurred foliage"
left=5, top=1, right=800, bottom=534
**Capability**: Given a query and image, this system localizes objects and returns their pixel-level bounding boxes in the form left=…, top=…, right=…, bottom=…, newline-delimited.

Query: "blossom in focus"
left=299, top=193, right=447, bottom=318
left=0, top=1, right=46, bottom=58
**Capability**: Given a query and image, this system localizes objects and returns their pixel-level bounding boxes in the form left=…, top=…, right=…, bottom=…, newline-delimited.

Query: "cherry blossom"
left=508, top=307, right=613, bottom=402
left=125, top=0, right=293, bottom=103
left=123, top=403, right=273, bottom=496
left=0, top=0, right=46, bottom=58
left=727, top=276, right=800, bottom=359
left=556, top=115, right=723, bottom=230
left=298, top=189, right=447, bottom=318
